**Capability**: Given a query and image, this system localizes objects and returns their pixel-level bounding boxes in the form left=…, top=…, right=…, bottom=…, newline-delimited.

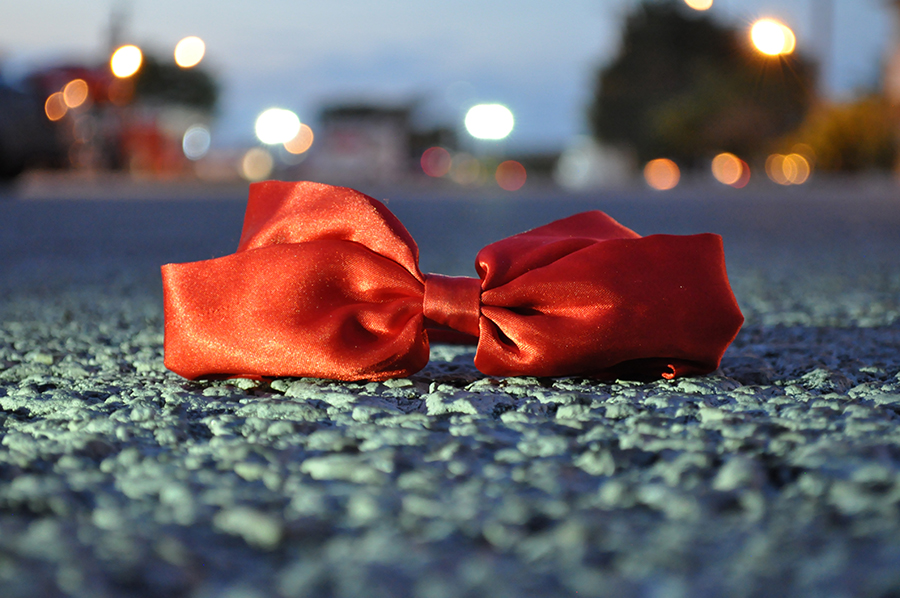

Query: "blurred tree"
left=589, top=0, right=815, bottom=167
left=788, top=96, right=897, bottom=171
left=132, top=55, right=218, bottom=112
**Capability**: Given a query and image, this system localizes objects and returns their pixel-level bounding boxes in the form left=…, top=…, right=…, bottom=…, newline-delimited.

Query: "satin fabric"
left=162, top=181, right=743, bottom=381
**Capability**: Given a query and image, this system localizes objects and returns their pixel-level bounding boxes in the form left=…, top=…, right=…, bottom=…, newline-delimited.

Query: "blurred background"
left=1, top=0, right=899, bottom=192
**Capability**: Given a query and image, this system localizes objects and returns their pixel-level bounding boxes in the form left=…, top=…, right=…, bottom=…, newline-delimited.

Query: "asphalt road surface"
left=1, top=176, right=899, bottom=597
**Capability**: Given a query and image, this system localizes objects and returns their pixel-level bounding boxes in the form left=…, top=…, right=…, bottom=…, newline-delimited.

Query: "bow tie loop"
left=162, top=181, right=743, bottom=382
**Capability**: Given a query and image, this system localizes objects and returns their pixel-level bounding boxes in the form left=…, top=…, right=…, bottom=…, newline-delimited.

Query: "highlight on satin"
left=161, top=181, right=743, bottom=382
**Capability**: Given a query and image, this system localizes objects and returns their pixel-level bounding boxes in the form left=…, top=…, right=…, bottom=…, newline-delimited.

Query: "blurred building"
left=304, top=104, right=413, bottom=184
left=0, top=71, right=67, bottom=180
left=297, top=102, right=458, bottom=185
left=10, top=49, right=217, bottom=181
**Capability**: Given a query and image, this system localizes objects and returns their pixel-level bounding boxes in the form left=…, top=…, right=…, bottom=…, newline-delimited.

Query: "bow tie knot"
left=423, top=274, right=482, bottom=338
left=162, top=181, right=743, bottom=382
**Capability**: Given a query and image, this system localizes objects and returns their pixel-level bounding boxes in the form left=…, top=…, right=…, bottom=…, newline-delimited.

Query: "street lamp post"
left=811, top=0, right=834, bottom=95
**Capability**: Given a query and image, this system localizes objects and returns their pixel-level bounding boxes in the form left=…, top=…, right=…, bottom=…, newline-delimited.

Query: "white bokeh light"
left=684, top=0, right=713, bottom=10
left=464, top=104, right=514, bottom=140
left=751, top=19, right=796, bottom=56
left=254, top=108, right=301, bottom=145
left=182, top=125, right=211, bottom=160
left=110, top=45, right=143, bottom=78
left=241, top=148, right=274, bottom=180
left=174, top=36, right=206, bottom=68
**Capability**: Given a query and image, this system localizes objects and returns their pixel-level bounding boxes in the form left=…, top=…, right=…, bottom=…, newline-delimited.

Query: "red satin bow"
left=162, top=181, right=743, bottom=382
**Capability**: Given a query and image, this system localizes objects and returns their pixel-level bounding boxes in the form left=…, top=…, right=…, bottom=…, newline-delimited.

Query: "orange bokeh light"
left=63, top=79, right=89, bottom=109
left=107, top=79, right=134, bottom=106
left=421, top=146, right=452, bottom=177
left=45, top=92, right=67, bottom=121
left=783, top=153, right=810, bottom=184
left=766, top=154, right=789, bottom=185
left=711, top=153, right=742, bottom=185
left=644, top=158, right=680, bottom=190
left=766, top=153, right=811, bottom=185
left=495, top=160, right=527, bottom=191
left=284, top=124, right=315, bottom=155
left=732, top=159, right=751, bottom=188
left=711, top=152, right=750, bottom=188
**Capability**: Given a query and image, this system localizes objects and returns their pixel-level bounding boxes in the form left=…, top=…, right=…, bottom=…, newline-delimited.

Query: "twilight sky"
left=1, top=0, right=894, bottom=152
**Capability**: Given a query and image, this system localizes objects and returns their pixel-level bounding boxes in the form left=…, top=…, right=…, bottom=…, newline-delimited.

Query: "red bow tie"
left=162, top=181, right=743, bottom=382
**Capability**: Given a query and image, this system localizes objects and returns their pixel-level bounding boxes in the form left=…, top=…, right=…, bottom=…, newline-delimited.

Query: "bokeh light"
left=784, top=154, right=810, bottom=184
left=766, top=153, right=811, bottom=185
left=644, top=158, right=680, bottom=190
left=450, top=153, right=484, bottom=186
left=255, top=108, right=301, bottom=145
left=791, top=143, right=816, bottom=165
left=711, top=153, right=742, bottom=185
left=750, top=19, right=796, bottom=56
left=421, top=147, right=452, bottom=177
left=495, top=160, right=527, bottom=191
left=283, top=124, right=314, bottom=155
left=766, top=154, right=789, bottom=185
left=174, top=36, right=206, bottom=68
left=63, top=79, right=89, bottom=109
left=464, top=104, right=514, bottom=140
left=241, top=148, right=274, bottom=181
left=182, top=125, right=211, bottom=160
left=732, top=159, right=751, bottom=188
left=711, top=152, right=750, bottom=188
left=44, top=92, right=67, bottom=121
left=684, top=0, right=713, bottom=10
left=110, top=45, right=143, bottom=78
left=107, top=79, right=134, bottom=106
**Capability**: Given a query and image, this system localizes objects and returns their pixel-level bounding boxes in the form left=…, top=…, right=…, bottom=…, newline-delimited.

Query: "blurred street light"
left=495, top=160, right=527, bottom=191
left=464, top=104, right=514, bottom=140
left=182, top=125, right=211, bottom=160
left=255, top=108, right=301, bottom=145
left=750, top=19, right=796, bottom=56
left=684, top=0, right=713, bottom=11
left=766, top=153, right=811, bottom=185
left=110, top=45, right=143, bottom=77
left=63, top=79, right=89, bottom=108
left=644, top=158, right=680, bottom=190
left=241, top=148, right=274, bottom=181
left=711, top=152, right=742, bottom=185
left=283, top=124, right=315, bottom=155
left=174, top=36, right=206, bottom=68
left=420, top=146, right=452, bottom=177
left=44, top=92, right=67, bottom=121
left=711, top=152, right=750, bottom=188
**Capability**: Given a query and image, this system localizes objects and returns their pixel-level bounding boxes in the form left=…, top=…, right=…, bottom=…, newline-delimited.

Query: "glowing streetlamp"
left=110, top=45, right=143, bottom=78
left=464, top=104, right=514, bottom=140
left=644, top=158, right=680, bottom=191
left=255, top=108, right=301, bottom=145
left=683, top=0, right=713, bottom=11
left=175, top=36, right=206, bottom=68
left=750, top=19, right=796, bottom=56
